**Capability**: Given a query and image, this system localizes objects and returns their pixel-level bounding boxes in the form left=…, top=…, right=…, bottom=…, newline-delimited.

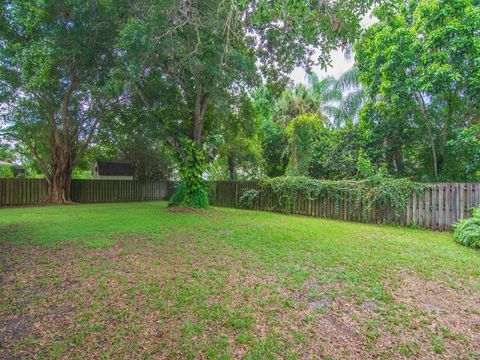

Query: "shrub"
left=0, top=166, right=14, bottom=178
left=453, top=208, right=480, bottom=249
left=239, top=189, right=260, bottom=209
left=168, top=182, right=209, bottom=209
left=168, top=183, right=186, bottom=207
left=168, top=139, right=209, bottom=209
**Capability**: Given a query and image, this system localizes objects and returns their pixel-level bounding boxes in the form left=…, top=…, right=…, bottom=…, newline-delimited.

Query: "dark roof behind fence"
left=96, top=160, right=133, bottom=176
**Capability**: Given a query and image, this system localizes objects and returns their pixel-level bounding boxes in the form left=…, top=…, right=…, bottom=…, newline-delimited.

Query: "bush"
left=239, top=189, right=260, bottom=209
left=168, top=139, right=209, bottom=209
left=168, top=183, right=186, bottom=207
left=168, top=182, right=209, bottom=209
left=0, top=166, right=14, bottom=178
left=453, top=208, right=480, bottom=249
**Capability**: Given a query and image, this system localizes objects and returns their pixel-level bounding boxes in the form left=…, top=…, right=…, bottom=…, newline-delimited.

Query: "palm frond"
left=335, top=67, right=361, bottom=92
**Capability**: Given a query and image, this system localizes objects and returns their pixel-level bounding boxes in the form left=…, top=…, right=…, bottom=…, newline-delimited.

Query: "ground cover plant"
left=454, top=208, right=480, bottom=249
left=1, top=201, right=479, bottom=359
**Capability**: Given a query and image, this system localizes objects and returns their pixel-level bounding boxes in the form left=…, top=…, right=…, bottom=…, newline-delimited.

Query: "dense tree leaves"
left=355, top=0, right=480, bottom=180
left=115, top=0, right=375, bottom=206
left=0, top=0, right=128, bottom=202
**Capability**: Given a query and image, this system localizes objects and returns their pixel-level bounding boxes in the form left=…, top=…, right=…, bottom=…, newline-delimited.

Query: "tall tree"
left=0, top=0, right=127, bottom=202
left=355, top=0, right=480, bottom=179
left=118, top=0, right=376, bottom=207
left=117, top=0, right=257, bottom=206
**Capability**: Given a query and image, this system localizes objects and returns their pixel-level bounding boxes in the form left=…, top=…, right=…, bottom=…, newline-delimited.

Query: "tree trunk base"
left=47, top=171, right=73, bottom=204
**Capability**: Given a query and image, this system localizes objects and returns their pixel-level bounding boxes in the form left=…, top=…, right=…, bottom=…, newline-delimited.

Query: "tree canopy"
left=355, top=0, right=480, bottom=180
left=1, top=0, right=479, bottom=206
left=0, top=0, right=128, bottom=201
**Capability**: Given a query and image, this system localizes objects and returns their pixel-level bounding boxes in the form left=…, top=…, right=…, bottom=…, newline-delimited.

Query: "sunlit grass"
left=1, top=201, right=479, bottom=359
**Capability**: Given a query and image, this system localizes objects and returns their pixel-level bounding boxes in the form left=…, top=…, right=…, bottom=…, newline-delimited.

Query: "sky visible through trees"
left=0, top=0, right=478, bottom=205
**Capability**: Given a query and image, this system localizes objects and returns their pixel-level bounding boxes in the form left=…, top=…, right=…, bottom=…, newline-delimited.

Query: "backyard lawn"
left=0, top=202, right=479, bottom=359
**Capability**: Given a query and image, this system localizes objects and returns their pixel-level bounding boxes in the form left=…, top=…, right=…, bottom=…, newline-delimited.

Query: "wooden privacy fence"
left=2, top=178, right=480, bottom=230
left=0, top=179, right=173, bottom=206
left=209, top=181, right=480, bottom=231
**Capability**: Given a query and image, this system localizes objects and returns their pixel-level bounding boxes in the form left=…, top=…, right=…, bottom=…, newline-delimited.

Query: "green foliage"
left=95, top=110, right=174, bottom=181
left=453, top=208, right=480, bottom=249
left=239, top=189, right=260, bottom=209
left=355, top=0, right=480, bottom=180
left=210, top=94, right=264, bottom=180
left=285, top=114, right=324, bottom=176
left=168, top=183, right=185, bottom=207
left=170, top=182, right=209, bottom=209
left=356, top=149, right=374, bottom=178
left=72, top=169, right=93, bottom=180
left=257, top=176, right=428, bottom=220
left=169, top=139, right=209, bottom=208
left=256, top=69, right=369, bottom=180
left=0, top=166, right=14, bottom=178
left=308, top=121, right=369, bottom=179
left=0, top=143, right=15, bottom=162
left=252, top=87, right=288, bottom=177
left=444, top=124, right=480, bottom=182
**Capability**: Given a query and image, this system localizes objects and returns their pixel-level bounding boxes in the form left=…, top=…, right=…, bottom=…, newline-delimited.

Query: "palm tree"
left=273, top=84, right=328, bottom=125
left=330, top=67, right=367, bottom=126
left=274, top=75, right=344, bottom=126
left=300, top=68, right=367, bottom=127
left=274, top=69, right=367, bottom=128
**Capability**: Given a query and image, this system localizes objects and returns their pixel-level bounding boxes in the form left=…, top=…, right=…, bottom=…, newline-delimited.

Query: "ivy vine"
left=240, top=176, right=429, bottom=220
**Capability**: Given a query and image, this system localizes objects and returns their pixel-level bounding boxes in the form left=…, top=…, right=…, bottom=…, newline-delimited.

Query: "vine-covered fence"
left=0, top=179, right=173, bottom=206
left=1, top=178, right=480, bottom=230
left=209, top=181, right=480, bottom=230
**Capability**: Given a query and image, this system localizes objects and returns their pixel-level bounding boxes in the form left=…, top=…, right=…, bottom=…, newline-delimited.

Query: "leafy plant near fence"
left=239, top=189, right=261, bottom=209
left=169, top=139, right=209, bottom=208
left=240, top=176, right=429, bottom=221
left=453, top=208, right=480, bottom=249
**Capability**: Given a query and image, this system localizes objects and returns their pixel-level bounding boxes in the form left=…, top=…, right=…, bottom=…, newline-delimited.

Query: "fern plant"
left=453, top=208, right=480, bottom=249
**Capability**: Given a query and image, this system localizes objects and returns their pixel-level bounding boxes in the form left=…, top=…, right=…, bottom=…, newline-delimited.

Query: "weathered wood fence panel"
left=0, top=179, right=48, bottom=207
left=2, top=178, right=479, bottom=230
left=0, top=179, right=173, bottom=206
left=209, top=181, right=480, bottom=230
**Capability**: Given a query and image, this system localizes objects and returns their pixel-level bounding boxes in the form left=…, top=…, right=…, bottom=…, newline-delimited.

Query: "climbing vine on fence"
left=239, top=176, right=429, bottom=220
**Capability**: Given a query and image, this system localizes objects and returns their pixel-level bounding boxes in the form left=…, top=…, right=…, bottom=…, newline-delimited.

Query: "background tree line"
left=0, top=0, right=478, bottom=206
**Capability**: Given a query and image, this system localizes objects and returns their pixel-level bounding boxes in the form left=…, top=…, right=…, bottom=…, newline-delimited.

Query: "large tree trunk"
left=46, top=151, right=74, bottom=204
left=192, top=83, right=210, bottom=144
left=47, top=171, right=72, bottom=203
left=227, top=154, right=236, bottom=180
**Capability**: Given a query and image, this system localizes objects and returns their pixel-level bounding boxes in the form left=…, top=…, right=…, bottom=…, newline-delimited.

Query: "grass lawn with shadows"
left=1, top=201, right=479, bottom=359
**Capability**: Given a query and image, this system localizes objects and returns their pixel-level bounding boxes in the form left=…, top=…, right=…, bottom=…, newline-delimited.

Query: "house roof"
left=96, top=160, right=134, bottom=176
left=0, top=160, right=24, bottom=169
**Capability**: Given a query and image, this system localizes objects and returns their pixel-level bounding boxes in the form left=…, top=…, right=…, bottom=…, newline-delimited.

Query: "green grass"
left=1, top=201, right=479, bottom=359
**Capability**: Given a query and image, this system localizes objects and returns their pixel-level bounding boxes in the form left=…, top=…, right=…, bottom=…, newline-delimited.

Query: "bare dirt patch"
left=386, top=274, right=480, bottom=358
left=1, top=234, right=479, bottom=359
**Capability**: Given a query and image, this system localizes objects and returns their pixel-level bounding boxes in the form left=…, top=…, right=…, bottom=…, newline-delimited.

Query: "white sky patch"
left=290, top=12, right=377, bottom=84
